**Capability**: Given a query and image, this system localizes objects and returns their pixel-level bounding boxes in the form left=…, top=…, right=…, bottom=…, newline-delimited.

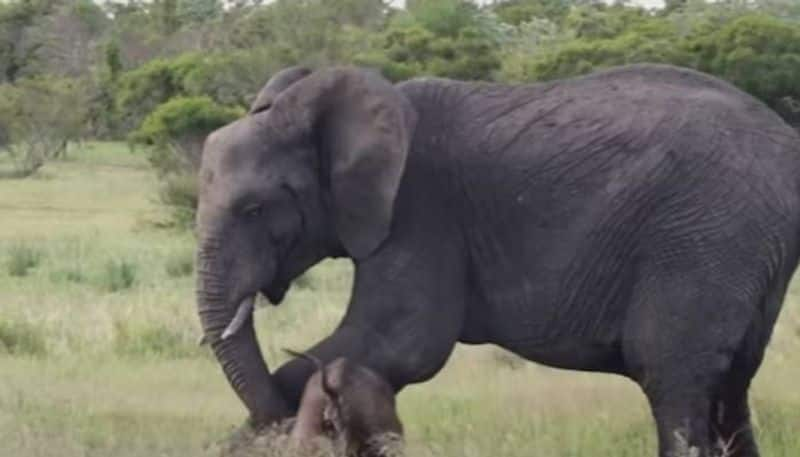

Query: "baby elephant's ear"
left=249, top=66, right=313, bottom=114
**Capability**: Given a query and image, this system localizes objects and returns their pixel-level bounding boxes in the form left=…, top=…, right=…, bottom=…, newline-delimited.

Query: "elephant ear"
left=272, top=68, right=417, bottom=259
left=249, top=66, right=313, bottom=114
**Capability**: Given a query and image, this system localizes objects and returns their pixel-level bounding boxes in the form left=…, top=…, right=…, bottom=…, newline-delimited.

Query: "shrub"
left=180, top=47, right=295, bottom=108
left=493, top=0, right=571, bottom=26
left=157, top=172, right=199, bottom=229
left=6, top=243, right=42, bottom=277
left=356, top=4, right=504, bottom=82
left=133, top=96, right=242, bottom=174
left=686, top=14, right=800, bottom=124
left=0, top=78, right=90, bottom=178
left=114, top=48, right=284, bottom=135
left=132, top=96, right=241, bottom=228
left=114, top=54, right=205, bottom=134
left=504, top=22, right=691, bottom=83
left=101, top=259, right=138, bottom=292
left=165, top=249, right=194, bottom=278
left=0, top=319, right=47, bottom=356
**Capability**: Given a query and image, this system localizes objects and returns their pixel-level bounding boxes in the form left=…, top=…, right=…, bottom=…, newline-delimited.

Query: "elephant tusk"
left=221, top=295, right=256, bottom=340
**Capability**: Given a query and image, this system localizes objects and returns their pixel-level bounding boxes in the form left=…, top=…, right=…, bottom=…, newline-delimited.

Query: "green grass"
left=165, top=248, right=194, bottom=278
left=5, top=241, right=42, bottom=276
left=0, top=318, right=47, bottom=356
left=102, top=258, right=139, bottom=292
left=1, top=142, right=800, bottom=456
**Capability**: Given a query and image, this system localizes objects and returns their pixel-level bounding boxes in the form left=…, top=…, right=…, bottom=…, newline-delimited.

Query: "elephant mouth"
left=263, top=278, right=290, bottom=306
left=219, top=279, right=290, bottom=341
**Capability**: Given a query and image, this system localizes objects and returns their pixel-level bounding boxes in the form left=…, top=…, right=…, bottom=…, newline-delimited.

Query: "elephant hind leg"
left=623, top=276, right=759, bottom=457
left=709, top=389, right=758, bottom=457
left=709, top=333, right=764, bottom=457
left=642, top=350, right=741, bottom=457
left=647, top=389, right=714, bottom=457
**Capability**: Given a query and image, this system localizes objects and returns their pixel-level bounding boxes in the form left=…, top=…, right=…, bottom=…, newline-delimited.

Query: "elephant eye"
left=242, top=203, right=264, bottom=219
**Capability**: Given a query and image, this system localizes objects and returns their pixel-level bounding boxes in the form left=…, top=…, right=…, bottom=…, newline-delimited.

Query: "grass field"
left=1, top=143, right=800, bottom=456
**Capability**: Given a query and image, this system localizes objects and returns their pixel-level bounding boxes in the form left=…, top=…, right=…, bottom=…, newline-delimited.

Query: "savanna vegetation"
left=2, top=0, right=800, bottom=456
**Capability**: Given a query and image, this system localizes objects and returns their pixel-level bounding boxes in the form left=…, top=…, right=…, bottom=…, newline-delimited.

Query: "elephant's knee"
left=383, top=340, right=455, bottom=390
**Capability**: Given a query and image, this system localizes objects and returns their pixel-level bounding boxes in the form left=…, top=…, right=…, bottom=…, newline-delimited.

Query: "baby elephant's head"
left=285, top=350, right=403, bottom=457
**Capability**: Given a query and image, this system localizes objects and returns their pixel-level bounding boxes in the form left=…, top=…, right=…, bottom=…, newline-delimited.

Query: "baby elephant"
left=285, top=350, right=404, bottom=457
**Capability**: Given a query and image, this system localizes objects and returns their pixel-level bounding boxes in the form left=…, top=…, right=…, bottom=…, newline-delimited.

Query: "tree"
left=0, top=77, right=90, bottom=178
left=30, top=0, right=109, bottom=78
left=158, top=0, right=180, bottom=34
left=228, top=0, right=386, bottom=62
left=407, top=0, right=481, bottom=37
left=498, top=3, right=692, bottom=82
left=131, top=96, right=243, bottom=227
left=357, top=1, right=503, bottom=81
left=492, top=0, right=572, bottom=25
left=114, top=53, right=203, bottom=133
left=564, top=3, right=653, bottom=40
left=178, top=0, right=223, bottom=23
left=760, top=0, right=800, bottom=20
left=687, top=14, right=800, bottom=125
left=0, top=0, right=45, bottom=82
left=661, top=0, right=688, bottom=15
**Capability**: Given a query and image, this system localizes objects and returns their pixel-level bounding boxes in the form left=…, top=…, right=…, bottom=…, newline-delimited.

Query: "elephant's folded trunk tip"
left=222, top=295, right=257, bottom=340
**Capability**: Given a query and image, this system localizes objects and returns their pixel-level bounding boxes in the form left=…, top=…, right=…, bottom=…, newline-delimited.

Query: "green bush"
left=0, top=319, right=47, bottom=356
left=131, top=96, right=240, bottom=228
left=501, top=17, right=691, bottom=83
left=563, top=4, right=654, bottom=41
left=115, top=54, right=205, bottom=134
left=158, top=173, right=199, bottom=229
left=133, top=96, right=242, bottom=175
left=357, top=6, right=503, bottom=82
left=114, top=48, right=287, bottom=136
left=686, top=14, right=800, bottom=123
left=133, top=95, right=242, bottom=143
left=180, top=47, right=295, bottom=108
left=101, top=259, right=138, bottom=292
left=6, top=242, right=43, bottom=277
left=0, top=78, right=89, bottom=178
left=492, top=0, right=571, bottom=26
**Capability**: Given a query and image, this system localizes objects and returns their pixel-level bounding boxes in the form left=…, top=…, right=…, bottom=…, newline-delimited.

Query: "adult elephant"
left=196, top=63, right=800, bottom=457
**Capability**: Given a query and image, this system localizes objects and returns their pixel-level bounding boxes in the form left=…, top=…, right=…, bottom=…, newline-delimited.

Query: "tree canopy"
left=2, top=0, right=799, bottom=223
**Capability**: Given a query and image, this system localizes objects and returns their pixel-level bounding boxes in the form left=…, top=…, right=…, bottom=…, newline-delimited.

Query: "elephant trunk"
left=196, top=236, right=290, bottom=426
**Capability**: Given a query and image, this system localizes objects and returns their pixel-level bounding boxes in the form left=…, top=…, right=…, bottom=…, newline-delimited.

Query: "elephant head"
left=195, top=67, right=417, bottom=425
left=287, top=351, right=404, bottom=457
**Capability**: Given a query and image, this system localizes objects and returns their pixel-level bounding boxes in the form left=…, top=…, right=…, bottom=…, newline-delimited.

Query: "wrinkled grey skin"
left=288, top=354, right=403, bottom=457
left=196, top=63, right=800, bottom=457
